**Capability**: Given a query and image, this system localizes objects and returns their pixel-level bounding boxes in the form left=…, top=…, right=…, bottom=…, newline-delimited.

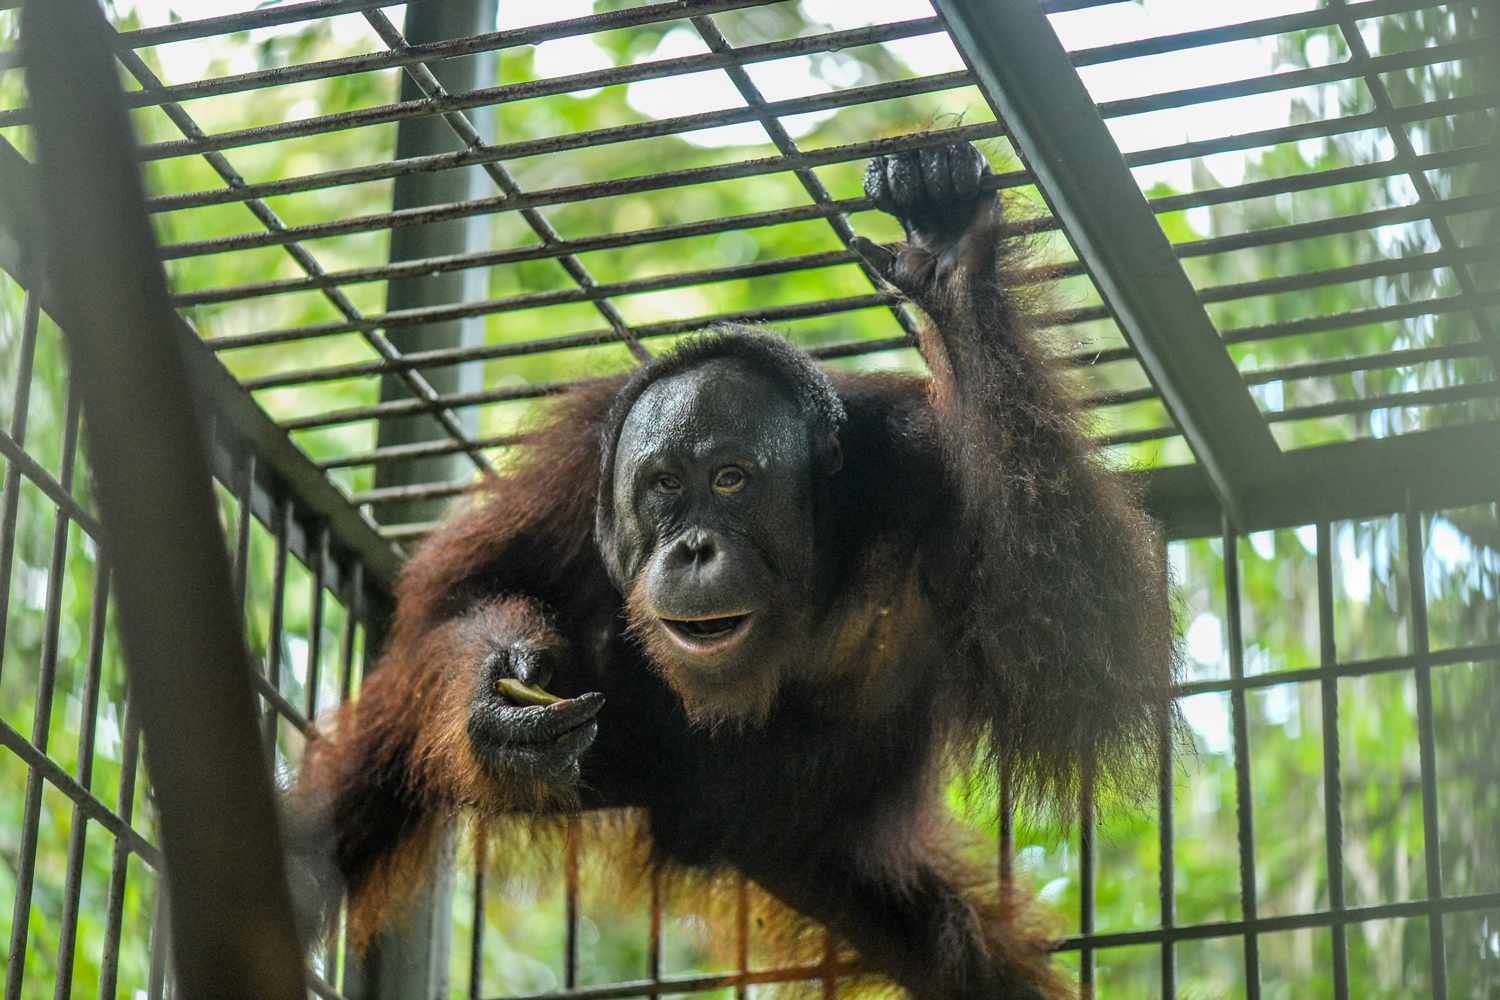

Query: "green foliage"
left=1, top=3, right=1496, bottom=998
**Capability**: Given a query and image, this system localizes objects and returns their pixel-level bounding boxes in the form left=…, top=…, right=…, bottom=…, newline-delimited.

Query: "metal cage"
left=0, top=0, right=1496, bottom=997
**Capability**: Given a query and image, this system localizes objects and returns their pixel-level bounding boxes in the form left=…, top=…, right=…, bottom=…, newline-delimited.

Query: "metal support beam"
left=938, top=0, right=1282, bottom=527
left=352, top=3, right=501, bottom=997
left=19, top=1, right=306, bottom=996
left=1143, top=421, right=1500, bottom=539
left=373, top=0, right=499, bottom=526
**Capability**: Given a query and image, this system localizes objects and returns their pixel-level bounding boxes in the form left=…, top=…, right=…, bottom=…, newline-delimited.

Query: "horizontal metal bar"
left=320, top=432, right=527, bottom=470
left=230, top=249, right=863, bottom=365
left=1203, top=242, right=1500, bottom=308
left=1175, top=640, right=1500, bottom=699
left=1243, top=341, right=1494, bottom=386
left=1055, top=890, right=1500, bottom=953
left=1069, top=0, right=1446, bottom=68
left=0, top=0, right=410, bottom=68
left=0, top=427, right=104, bottom=537
left=1266, top=379, right=1500, bottom=423
left=119, top=0, right=1442, bottom=168
left=249, top=668, right=313, bottom=736
left=1154, top=419, right=1500, bottom=537
left=0, top=718, right=162, bottom=869
left=491, top=961, right=861, bottom=1000
left=222, top=230, right=1500, bottom=395
left=163, top=88, right=1495, bottom=314
left=0, top=0, right=784, bottom=123
left=272, top=297, right=901, bottom=430
left=140, top=31, right=963, bottom=165
left=157, top=121, right=1006, bottom=259
left=1224, top=289, right=1500, bottom=346
left=1095, top=36, right=1488, bottom=122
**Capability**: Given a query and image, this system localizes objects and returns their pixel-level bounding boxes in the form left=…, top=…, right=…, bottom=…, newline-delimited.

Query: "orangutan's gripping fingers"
left=864, top=142, right=994, bottom=249
left=467, top=645, right=604, bottom=783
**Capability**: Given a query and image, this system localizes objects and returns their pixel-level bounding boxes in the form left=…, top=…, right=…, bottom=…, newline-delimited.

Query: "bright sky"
left=120, top=0, right=1326, bottom=201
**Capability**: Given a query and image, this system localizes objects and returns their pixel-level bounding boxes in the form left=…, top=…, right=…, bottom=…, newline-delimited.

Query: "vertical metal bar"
left=1078, top=780, right=1096, bottom=996
left=4, top=379, right=81, bottom=1000
left=99, top=694, right=143, bottom=1000
left=54, top=560, right=113, bottom=1000
left=565, top=821, right=580, bottom=990
left=999, top=764, right=1015, bottom=891
left=1223, top=518, right=1261, bottom=1000
left=371, top=0, right=498, bottom=526
left=0, top=290, right=40, bottom=682
left=1316, top=522, right=1351, bottom=1000
left=1405, top=504, right=1449, bottom=998
left=469, top=848, right=486, bottom=1000
left=264, top=495, right=291, bottom=765
left=648, top=871, right=662, bottom=1000
left=735, top=875, right=749, bottom=1000
left=340, top=562, right=363, bottom=706
left=305, top=525, right=327, bottom=719
left=232, top=451, right=254, bottom=613
left=355, top=2, right=493, bottom=990
left=1158, top=704, right=1176, bottom=1000
left=821, top=930, right=837, bottom=998
left=147, top=889, right=169, bottom=1000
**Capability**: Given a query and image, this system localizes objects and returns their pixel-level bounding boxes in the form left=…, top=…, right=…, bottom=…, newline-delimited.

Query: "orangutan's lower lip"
left=658, top=613, right=753, bottom=653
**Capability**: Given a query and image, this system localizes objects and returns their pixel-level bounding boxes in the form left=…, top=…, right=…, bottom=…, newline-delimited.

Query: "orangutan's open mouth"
left=659, top=613, right=753, bottom=653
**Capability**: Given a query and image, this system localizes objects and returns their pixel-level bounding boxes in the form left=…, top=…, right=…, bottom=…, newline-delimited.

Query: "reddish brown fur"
left=289, top=169, right=1179, bottom=998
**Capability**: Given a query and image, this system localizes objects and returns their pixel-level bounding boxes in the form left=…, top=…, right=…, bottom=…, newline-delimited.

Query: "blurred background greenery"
left=1, top=0, right=1497, bottom=997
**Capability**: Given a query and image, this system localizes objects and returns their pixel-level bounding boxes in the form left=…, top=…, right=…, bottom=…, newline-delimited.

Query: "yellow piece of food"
left=495, top=677, right=562, bottom=706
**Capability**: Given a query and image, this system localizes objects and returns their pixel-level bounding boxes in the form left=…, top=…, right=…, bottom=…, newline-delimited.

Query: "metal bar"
left=142, top=62, right=969, bottom=171
left=1265, top=381, right=1500, bottom=424
left=367, top=9, right=651, bottom=371
left=306, top=526, right=328, bottom=719
left=1316, top=522, right=1352, bottom=1000
left=1177, top=642, right=1500, bottom=698
left=322, top=433, right=527, bottom=472
left=0, top=718, right=161, bottom=867
left=0, top=427, right=104, bottom=538
left=21, top=2, right=309, bottom=996
left=0, top=0, right=409, bottom=64
left=157, top=121, right=1004, bottom=259
left=0, top=0, right=783, bottom=119
left=4, top=379, right=82, bottom=1000
left=0, top=141, right=402, bottom=586
left=470, top=847, right=486, bottom=1000
left=105, top=38, right=496, bottom=484
left=1222, top=520, right=1262, bottom=999
left=940, top=0, right=1281, bottom=526
left=1050, top=889, right=1500, bottom=952
left=1078, top=780, right=1096, bottom=994
left=264, top=496, right=293, bottom=765
left=1404, top=505, right=1450, bottom=998
left=162, top=88, right=1496, bottom=303
left=452, top=882, right=1500, bottom=998
left=1331, top=0, right=1500, bottom=371
left=565, top=823, right=581, bottom=990
left=1224, top=290, right=1500, bottom=348
left=53, top=559, right=113, bottom=1000
left=98, top=694, right=145, bottom=1000
left=116, top=0, right=1445, bottom=169
left=0, top=290, right=39, bottom=683
left=1158, top=706, right=1176, bottom=1000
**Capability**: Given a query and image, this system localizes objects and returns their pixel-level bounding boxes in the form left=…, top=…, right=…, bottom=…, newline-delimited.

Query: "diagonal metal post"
left=19, top=0, right=305, bottom=996
left=938, top=0, right=1283, bottom=527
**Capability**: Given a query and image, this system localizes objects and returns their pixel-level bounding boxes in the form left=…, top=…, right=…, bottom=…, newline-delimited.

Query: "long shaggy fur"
left=288, top=168, right=1180, bottom=999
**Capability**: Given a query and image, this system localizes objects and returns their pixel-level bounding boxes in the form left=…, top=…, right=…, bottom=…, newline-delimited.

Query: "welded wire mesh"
left=0, top=1, right=1497, bottom=998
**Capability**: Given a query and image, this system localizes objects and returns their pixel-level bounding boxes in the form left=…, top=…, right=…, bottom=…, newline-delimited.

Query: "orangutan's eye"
left=713, top=466, right=746, bottom=494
